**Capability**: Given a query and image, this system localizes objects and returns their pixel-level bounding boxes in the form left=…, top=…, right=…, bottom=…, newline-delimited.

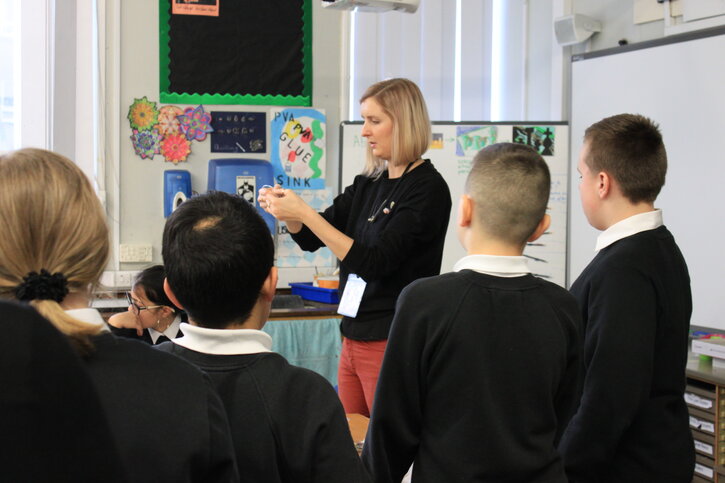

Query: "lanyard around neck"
left=367, top=160, right=416, bottom=223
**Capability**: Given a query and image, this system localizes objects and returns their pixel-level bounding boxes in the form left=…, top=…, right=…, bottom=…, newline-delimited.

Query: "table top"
left=269, top=298, right=339, bottom=318
left=687, top=352, right=725, bottom=386
left=93, top=290, right=340, bottom=320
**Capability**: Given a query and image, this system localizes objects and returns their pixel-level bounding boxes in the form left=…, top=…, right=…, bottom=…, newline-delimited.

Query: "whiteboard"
left=570, top=27, right=725, bottom=329
left=339, top=121, right=570, bottom=287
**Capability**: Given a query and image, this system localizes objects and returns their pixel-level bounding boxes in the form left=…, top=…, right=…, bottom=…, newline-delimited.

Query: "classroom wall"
left=109, top=0, right=725, bottom=286
left=115, top=1, right=346, bottom=286
left=572, top=0, right=665, bottom=52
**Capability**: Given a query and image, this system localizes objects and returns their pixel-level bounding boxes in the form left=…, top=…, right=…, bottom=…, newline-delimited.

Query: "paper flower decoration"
left=157, top=105, right=184, bottom=137
left=161, top=133, right=192, bottom=164
left=127, top=96, right=159, bottom=131
left=131, top=128, right=162, bottom=159
left=178, top=105, right=214, bottom=141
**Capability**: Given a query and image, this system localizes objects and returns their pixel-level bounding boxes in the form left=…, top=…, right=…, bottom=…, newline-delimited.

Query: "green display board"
left=159, top=0, right=312, bottom=106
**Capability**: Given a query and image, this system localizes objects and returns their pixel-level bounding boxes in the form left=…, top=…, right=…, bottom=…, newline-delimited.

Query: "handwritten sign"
left=270, top=108, right=326, bottom=189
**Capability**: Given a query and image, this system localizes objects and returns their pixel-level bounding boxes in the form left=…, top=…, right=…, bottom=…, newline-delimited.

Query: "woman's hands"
left=258, top=184, right=312, bottom=233
left=258, top=184, right=354, bottom=261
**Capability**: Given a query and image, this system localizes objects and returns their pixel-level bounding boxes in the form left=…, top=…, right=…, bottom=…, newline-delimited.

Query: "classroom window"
left=346, top=0, right=539, bottom=122
left=0, top=0, right=101, bottom=185
left=0, top=0, right=19, bottom=151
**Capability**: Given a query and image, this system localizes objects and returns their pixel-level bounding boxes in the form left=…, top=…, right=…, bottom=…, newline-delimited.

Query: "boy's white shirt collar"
left=65, top=308, right=110, bottom=332
left=453, top=254, right=531, bottom=277
left=172, top=322, right=272, bottom=355
left=595, top=209, right=663, bottom=251
left=148, top=314, right=182, bottom=344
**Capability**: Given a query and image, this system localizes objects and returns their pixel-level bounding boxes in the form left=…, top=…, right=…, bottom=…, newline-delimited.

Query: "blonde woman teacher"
left=259, top=78, right=451, bottom=417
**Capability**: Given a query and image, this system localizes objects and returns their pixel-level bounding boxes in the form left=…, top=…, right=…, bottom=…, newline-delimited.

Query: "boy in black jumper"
left=362, top=143, right=582, bottom=482
left=559, top=114, right=694, bottom=482
left=158, top=191, right=369, bottom=483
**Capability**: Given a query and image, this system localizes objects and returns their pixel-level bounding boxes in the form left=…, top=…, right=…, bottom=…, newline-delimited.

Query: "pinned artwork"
left=131, top=128, right=163, bottom=160
left=513, top=126, right=555, bottom=156
left=127, top=98, right=212, bottom=164
left=161, top=133, right=192, bottom=164
left=157, top=105, right=184, bottom=137
left=178, top=105, right=214, bottom=141
left=128, top=97, right=159, bottom=132
left=456, top=125, right=497, bottom=157
left=270, top=108, right=326, bottom=190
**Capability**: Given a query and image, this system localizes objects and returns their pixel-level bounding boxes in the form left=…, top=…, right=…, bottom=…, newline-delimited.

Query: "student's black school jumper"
left=559, top=226, right=694, bottom=482
left=0, top=302, right=126, bottom=483
left=290, top=159, right=451, bottom=341
left=362, top=270, right=583, bottom=483
left=158, top=344, right=370, bottom=483
left=85, top=333, right=238, bottom=483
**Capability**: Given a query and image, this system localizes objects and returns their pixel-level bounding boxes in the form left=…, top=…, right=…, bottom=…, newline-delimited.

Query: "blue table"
left=262, top=317, right=342, bottom=387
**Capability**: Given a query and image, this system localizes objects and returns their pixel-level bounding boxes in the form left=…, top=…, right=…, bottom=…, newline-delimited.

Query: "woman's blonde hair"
left=0, top=148, right=109, bottom=353
left=360, top=78, right=432, bottom=177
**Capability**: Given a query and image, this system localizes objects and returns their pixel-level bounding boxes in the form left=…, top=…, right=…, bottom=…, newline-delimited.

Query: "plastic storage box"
left=289, top=282, right=340, bottom=304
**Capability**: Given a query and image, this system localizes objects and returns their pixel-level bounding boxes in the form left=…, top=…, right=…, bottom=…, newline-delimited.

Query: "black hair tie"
left=15, top=269, right=69, bottom=303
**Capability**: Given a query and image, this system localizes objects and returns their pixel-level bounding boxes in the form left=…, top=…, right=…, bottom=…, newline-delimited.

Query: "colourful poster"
left=276, top=188, right=336, bottom=268
left=270, top=108, right=326, bottom=190
left=513, top=126, right=555, bottom=156
left=456, top=125, right=497, bottom=157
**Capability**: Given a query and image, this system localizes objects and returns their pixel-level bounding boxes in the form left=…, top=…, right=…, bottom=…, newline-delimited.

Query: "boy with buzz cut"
left=158, top=191, right=369, bottom=483
left=559, top=114, right=694, bottom=482
left=362, top=143, right=583, bottom=483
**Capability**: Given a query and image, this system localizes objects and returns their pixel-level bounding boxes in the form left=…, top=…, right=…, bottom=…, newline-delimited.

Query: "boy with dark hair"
left=559, top=113, right=694, bottom=482
left=158, top=191, right=368, bottom=483
left=362, top=143, right=582, bottom=482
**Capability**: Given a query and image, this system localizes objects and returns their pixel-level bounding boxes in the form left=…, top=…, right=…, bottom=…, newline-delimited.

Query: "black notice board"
left=159, top=0, right=312, bottom=106
left=210, top=111, right=266, bottom=153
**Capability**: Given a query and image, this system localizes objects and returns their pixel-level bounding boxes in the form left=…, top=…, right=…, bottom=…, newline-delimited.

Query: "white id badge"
left=337, top=274, right=366, bottom=318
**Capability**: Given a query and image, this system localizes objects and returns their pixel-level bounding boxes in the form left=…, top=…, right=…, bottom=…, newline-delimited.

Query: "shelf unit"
left=686, top=356, right=725, bottom=482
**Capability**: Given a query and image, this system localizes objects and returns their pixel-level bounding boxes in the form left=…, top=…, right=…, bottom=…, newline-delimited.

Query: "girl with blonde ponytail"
left=0, top=148, right=238, bottom=483
left=0, top=148, right=108, bottom=353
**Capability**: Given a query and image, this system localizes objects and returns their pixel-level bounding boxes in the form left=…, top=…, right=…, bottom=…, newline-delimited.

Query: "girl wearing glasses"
left=108, top=265, right=186, bottom=344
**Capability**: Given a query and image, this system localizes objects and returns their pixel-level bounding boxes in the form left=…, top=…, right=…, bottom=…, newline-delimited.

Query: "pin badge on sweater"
left=337, top=274, right=366, bottom=318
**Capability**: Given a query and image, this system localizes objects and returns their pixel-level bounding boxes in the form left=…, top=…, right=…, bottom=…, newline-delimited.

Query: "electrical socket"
left=119, top=244, right=153, bottom=263
left=115, top=271, right=136, bottom=288
left=99, top=271, right=115, bottom=288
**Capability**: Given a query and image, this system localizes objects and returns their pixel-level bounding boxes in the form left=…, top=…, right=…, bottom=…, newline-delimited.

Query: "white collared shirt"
left=453, top=254, right=531, bottom=277
left=172, top=322, right=273, bottom=355
left=65, top=307, right=111, bottom=332
left=148, top=314, right=182, bottom=344
left=595, top=209, right=663, bottom=251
